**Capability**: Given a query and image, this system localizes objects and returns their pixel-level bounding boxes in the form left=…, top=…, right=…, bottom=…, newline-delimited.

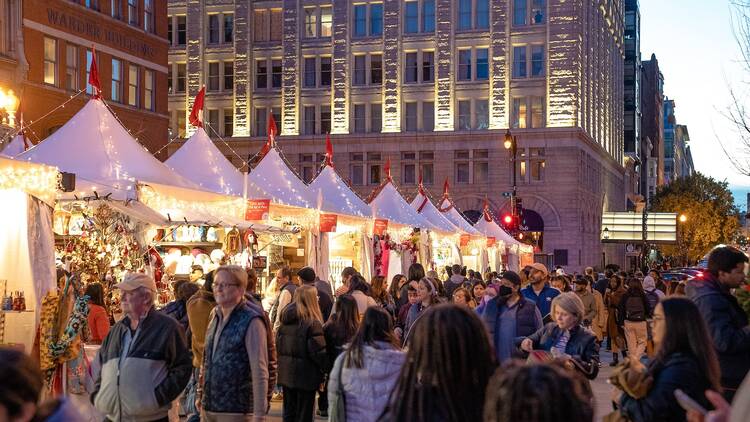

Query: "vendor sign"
left=373, top=219, right=388, bottom=236
left=487, top=237, right=496, bottom=247
left=245, top=199, right=270, bottom=220
left=320, top=214, right=338, bottom=233
left=460, top=234, right=470, bottom=247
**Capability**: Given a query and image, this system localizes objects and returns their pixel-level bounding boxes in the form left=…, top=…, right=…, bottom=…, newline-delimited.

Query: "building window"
left=270, top=10, right=282, bottom=40
left=354, top=5, right=367, bottom=37
left=208, top=14, right=220, bottom=44
left=531, top=45, right=545, bottom=77
left=112, top=0, right=122, bottom=19
left=304, top=57, right=316, bottom=88
left=369, top=163, right=381, bottom=185
left=474, top=150, right=489, bottom=183
left=144, top=70, right=154, bottom=111
left=370, top=103, right=382, bottom=132
left=354, top=3, right=383, bottom=37
left=128, top=0, right=138, bottom=26
left=321, top=106, right=331, bottom=134
left=476, top=0, right=489, bottom=28
left=65, top=44, right=78, bottom=91
left=353, top=104, right=366, bottom=133
left=458, top=49, right=471, bottom=81
left=513, top=0, right=527, bottom=26
left=422, top=51, right=434, bottom=82
left=304, top=8, right=318, bottom=38
left=475, top=99, right=488, bottom=129
left=421, top=152, right=434, bottom=184
left=353, top=55, right=366, bottom=85
left=43, top=37, right=57, bottom=86
left=405, top=1, right=418, bottom=33
left=530, top=148, right=545, bottom=181
left=256, top=60, right=268, bottom=89
left=457, top=0, right=488, bottom=30
left=476, top=48, right=489, bottom=79
left=458, top=100, right=470, bottom=130
left=513, top=46, right=527, bottom=78
left=458, top=0, right=472, bottom=30
left=224, top=61, right=233, bottom=91
left=224, top=14, right=234, bottom=43
left=177, top=110, right=186, bottom=137
left=512, top=96, right=545, bottom=128
left=85, top=0, right=99, bottom=11
left=370, top=3, right=383, bottom=36
left=321, top=57, right=332, bottom=86
left=207, top=109, right=219, bottom=131
left=514, top=0, right=545, bottom=26
left=422, top=101, right=434, bottom=131
left=532, top=0, right=545, bottom=24
left=404, top=102, right=417, bottom=132
left=128, top=65, right=139, bottom=107
left=531, top=96, right=545, bottom=128
left=300, top=154, right=315, bottom=183
left=177, top=63, right=186, bottom=93
left=402, top=152, right=416, bottom=184
left=144, top=0, right=154, bottom=33
left=271, top=60, right=282, bottom=88
left=321, top=7, right=332, bottom=37
left=351, top=153, right=364, bottom=185
left=207, top=62, right=220, bottom=91
left=255, top=108, right=267, bottom=136
left=512, top=97, right=527, bottom=128
left=111, top=58, right=122, bottom=102
left=224, top=108, right=233, bottom=136
left=455, top=161, right=470, bottom=184
left=255, top=10, right=269, bottom=41
left=177, top=16, right=187, bottom=45
left=304, top=106, right=316, bottom=135
left=405, top=52, right=418, bottom=83
left=370, top=54, right=382, bottom=84
left=423, top=0, right=435, bottom=32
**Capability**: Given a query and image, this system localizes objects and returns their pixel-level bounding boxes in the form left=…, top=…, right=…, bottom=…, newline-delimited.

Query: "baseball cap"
left=115, top=272, right=157, bottom=292
left=501, top=271, right=522, bottom=286
left=529, top=263, right=548, bottom=277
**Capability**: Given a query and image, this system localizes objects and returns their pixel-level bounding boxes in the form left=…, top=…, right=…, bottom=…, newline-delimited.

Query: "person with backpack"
left=444, top=264, right=470, bottom=299
left=618, top=278, right=652, bottom=361
left=642, top=275, right=664, bottom=313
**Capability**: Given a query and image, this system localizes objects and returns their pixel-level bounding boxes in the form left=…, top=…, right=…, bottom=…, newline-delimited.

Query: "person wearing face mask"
left=520, top=292, right=600, bottom=380
left=480, top=271, right=542, bottom=364
left=573, top=277, right=597, bottom=329
left=521, top=263, right=560, bottom=323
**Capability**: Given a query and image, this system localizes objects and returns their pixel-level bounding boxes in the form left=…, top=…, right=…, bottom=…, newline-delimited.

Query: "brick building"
left=19, top=0, right=169, bottom=156
left=641, top=54, right=664, bottom=199
left=167, top=0, right=627, bottom=271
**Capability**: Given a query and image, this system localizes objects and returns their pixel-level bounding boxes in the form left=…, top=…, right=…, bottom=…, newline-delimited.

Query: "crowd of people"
left=2, top=246, right=750, bottom=422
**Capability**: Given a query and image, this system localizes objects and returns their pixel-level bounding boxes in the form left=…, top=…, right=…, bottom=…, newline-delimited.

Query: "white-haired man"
left=92, top=273, right=192, bottom=422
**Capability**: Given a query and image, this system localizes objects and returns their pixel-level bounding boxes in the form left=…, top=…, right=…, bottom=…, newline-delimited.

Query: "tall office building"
left=641, top=54, right=664, bottom=200
left=623, top=0, right=641, bottom=203
left=167, top=0, right=627, bottom=270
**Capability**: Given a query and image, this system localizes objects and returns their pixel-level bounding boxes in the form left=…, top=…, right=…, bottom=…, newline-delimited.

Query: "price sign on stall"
left=320, top=214, right=338, bottom=233
left=487, top=237, right=496, bottom=247
left=245, top=199, right=270, bottom=221
left=373, top=219, right=389, bottom=236
left=460, top=234, right=470, bottom=247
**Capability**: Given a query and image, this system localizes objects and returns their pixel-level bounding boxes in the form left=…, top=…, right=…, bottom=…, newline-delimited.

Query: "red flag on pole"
left=88, top=46, right=101, bottom=99
left=188, top=86, right=205, bottom=128
left=324, top=133, right=334, bottom=167
left=384, top=157, right=391, bottom=181
left=259, top=113, right=277, bottom=158
left=418, top=172, right=425, bottom=196
left=482, top=197, right=493, bottom=222
left=443, top=177, right=450, bottom=197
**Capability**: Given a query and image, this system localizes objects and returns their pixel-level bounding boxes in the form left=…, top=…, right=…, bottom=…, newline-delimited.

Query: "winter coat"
left=87, top=303, right=110, bottom=343
left=275, top=304, right=330, bottom=391
left=575, top=289, right=597, bottom=325
left=327, top=342, right=405, bottom=422
left=687, top=275, right=750, bottom=391
left=618, top=290, right=652, bottom=324
left=605, top=286, right=626, bottom=352
left=187, top=289, right=217, bottom=368
left=619, top=353, right=713, bottom=422
left=162, top=299, right=189, bottom=332
left=592, top=289, right=608, bottom=341
left=404, top=302, right=432, bottom=343
left=480, top=295, right=542, bottom=362
left=444, top=275, right=469, bottom=299
left=523, top=322, right=600, bottom=379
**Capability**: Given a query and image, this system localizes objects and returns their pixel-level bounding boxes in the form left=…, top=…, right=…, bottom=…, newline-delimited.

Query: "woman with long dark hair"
left=617, top=297, right=722, bottom=422
left=347, top=275, right=377, bottom=316
left=328, top=307, right=404, bottom=422
left=604, top=275, right=627, bottom=365
left=371, top=275, right=396, bottom=316
left=319, top=295, right=360, bottom=417
left=379, top=304, right=496, bottom=421
left=388, top=274, right=406, bottom=305
left=85, top=282, right=110, bottom=344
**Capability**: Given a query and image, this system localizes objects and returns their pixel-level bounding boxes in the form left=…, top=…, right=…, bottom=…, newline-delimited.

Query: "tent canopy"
left=369, top=182, right=433, bottom=229
left=474, top=216, right=522, bottom=247
left=165, top=127, right=245, bottom=196
left=437, top=198, right=482, bottom=235
left=0, top=155, right=59, bottom=206
left=410, top=191, right=462, bottom=234
left=0, top=134, right=25, bottom=157
left=309, top=165, right=371, bottom=218
left=17, top=99, right=198, bottom=199
left=246, top=148, right=314, bottom=209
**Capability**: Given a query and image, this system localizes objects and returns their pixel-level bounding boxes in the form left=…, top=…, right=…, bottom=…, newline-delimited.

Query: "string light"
left=0, top=158, right=60, bottom=205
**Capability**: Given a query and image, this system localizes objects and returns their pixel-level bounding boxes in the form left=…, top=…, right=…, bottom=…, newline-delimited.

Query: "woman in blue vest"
left=520, top=292, right=600, bottom=380
left=479, top=271, right=542, bottom=364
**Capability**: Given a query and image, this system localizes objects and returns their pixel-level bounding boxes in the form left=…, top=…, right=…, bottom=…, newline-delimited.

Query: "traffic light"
left=502, top=213, right=516, bottom=231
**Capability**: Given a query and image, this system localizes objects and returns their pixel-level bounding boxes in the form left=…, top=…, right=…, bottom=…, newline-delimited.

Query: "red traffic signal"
left=503, top=214, right=513, bottom=225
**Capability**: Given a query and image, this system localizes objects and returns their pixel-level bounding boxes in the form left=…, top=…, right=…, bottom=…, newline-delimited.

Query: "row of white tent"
left=2, top=97, right=530, bottom=252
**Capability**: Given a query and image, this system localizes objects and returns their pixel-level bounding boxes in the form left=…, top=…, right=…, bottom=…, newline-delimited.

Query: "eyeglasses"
left=214, top=282, right=240, bottom=290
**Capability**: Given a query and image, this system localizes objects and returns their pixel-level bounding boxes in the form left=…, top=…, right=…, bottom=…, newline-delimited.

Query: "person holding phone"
left=616, top=297, right=722, bottom=422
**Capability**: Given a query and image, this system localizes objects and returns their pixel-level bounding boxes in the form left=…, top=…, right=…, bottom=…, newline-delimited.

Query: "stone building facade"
left=167, top=0, right=627, bottom=271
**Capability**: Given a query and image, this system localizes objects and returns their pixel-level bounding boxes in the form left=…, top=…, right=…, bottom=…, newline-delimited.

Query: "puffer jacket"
left=327, top=342, right=405, bottom=422
left=687, top=275, right=750, bottom=391
left=275, top=303, right=330, bottom=391
left=620, top=352, right=712, bottom=422
left=522, top=322, right=600, bottom=379
left=92, top=307, right=192, bottom=422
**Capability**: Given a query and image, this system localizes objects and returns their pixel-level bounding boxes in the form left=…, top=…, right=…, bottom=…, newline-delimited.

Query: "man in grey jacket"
left=573, top=277, right=597, bottom=328
left=92, top=273, right=192, bottom=422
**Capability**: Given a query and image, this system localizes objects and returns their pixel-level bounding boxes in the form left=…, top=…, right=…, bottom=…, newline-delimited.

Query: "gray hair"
left=551, top=292, right=585, bottom=324
left=215, top=265, right=249, bottom=290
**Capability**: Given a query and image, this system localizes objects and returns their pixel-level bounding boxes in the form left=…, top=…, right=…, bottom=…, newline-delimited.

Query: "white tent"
left=246, top=148, right=315, bottom=208
left=410, top=190, right=462, bottom=233
left=0, top=134, right=25, bottom=157
left=437, top=197, right=482, bottom=235
left=309, top=165, right=370, bottom=218
left=369, top=181, right=434, bottom=229
left=165, top=127, right=244, bottom=196
left=473, top=214, right=522, bottom=247
left=17, top=98, right=199, bottom=199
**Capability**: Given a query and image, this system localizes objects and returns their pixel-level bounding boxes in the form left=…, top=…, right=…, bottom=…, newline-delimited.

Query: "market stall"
left=409, top=182, right=464, bottom=272
left=436, top=180, right=483, bottom=272
left=473, top=202, right=525, bottom=272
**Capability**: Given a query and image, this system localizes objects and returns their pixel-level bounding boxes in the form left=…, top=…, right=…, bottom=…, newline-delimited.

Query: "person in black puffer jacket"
left=276, top=285, right=330, bottom=422
left=617, top=298, right=722, bottom=422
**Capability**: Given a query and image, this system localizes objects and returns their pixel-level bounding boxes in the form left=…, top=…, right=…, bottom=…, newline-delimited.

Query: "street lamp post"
left=678, top=214, right=687, bottom=266
left=504, top=129, right=518, bottom=221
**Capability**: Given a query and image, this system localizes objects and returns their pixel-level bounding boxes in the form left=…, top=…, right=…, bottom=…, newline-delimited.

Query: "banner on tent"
left=320, top=214, right=338, bottom=232
left=460, top=234, right=470, bottom=247
left=245, top=199, right=270, bottom=221
left=487, top=237, right=496, bottom=247
left=373, top=219, right=388, bottom=236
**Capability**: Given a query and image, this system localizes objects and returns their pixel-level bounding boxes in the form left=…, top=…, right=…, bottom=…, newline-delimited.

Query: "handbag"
left=329, top=354, right=347, bottom=422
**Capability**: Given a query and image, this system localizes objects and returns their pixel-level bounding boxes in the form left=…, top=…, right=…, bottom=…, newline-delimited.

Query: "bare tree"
left=721, top=1, right=750, bottom=175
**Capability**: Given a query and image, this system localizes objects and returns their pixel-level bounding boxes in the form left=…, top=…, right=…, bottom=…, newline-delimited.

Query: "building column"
left=547, top=0, right=582, bottom=128
left=381, top=0, right=400, bottom=133
left=331, top=0, right=349, bottom=134
left=434, top=0, right=453, bottom=131
left=488, top=0, right=508, bottom=130
left=281, top=0, right=299, bottom=135
left=185, top=0, right=203, bottom=137
left=233, top=0, right=250, bottom=137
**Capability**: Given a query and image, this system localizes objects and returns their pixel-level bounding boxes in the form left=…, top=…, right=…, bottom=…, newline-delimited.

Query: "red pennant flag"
left=259, top=113, right=278, bottom=159
left=188, top=86, right=205, bottom=128
left=482, top=197, right=493, bottom=222
left=443, top=178, right=450, bottom=197
left=88, top=47, right=101, bottom=98
left=324, top=133, right=334, bottom=167
left=418, top=172, right=426, bottom=196
left=384, top=157, right=391, bottom=181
